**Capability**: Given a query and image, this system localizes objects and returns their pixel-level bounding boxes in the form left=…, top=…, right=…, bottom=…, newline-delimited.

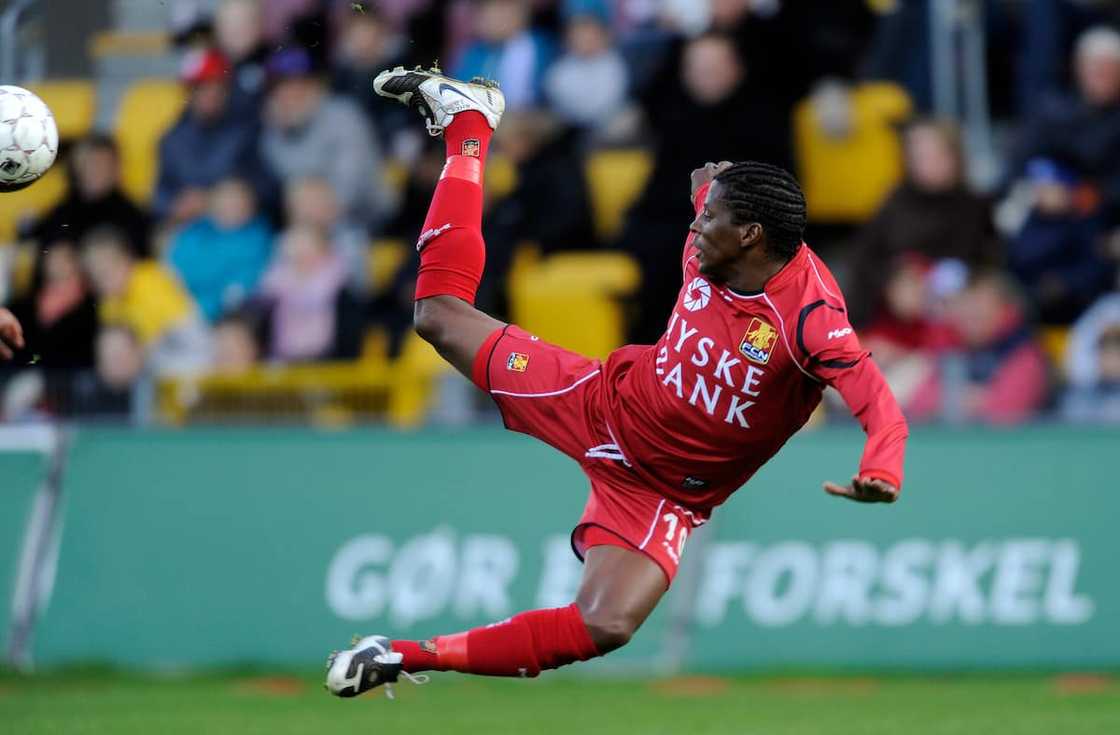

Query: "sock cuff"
left=441, top=155, right=483, bottom=185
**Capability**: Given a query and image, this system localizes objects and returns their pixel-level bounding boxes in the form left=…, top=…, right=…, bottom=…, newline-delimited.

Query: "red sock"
left=394, top=603, right=600, bottom=677
left=414, top=111, right=492, bottom=304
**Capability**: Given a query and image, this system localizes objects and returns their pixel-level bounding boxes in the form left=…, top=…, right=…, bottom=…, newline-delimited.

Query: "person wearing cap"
left=260, top=46, right=392, bottom=231
left=154, top=47, right=278, bottom=224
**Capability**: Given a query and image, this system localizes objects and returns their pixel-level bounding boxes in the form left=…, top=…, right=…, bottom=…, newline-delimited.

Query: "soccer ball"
left=0, top=85, right=59, bottom=192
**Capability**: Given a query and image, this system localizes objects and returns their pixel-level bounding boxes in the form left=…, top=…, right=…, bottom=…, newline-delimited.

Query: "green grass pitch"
left=2, top=670, right=1119, bottom=734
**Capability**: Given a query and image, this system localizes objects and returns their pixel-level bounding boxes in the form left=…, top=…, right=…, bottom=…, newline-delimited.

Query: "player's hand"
left=690, top=161, right=733, bottom=197
left=823, top=475, right=899, bottom=504
left=0, top=308, right=25, bottom=360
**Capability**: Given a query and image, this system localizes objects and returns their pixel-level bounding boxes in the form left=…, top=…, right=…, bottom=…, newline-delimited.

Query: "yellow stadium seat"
left=585, top=149, right=652, bottom=242
left=114, top=79, right=187, bottom=203
left=389, top=333, right=450, bottom=427
left=27, top=80, right=96, bottom=140
left=0, top=164, right=68, bottom=244
left=509, top=251, right=641, bottom=359
left=368, top=238, right=409, bottom=294
left=1040, top=326, right=1071, bottom=375
left=486, top=153, right=518, bottom=200
left=794, top=82, right=912, bottom=222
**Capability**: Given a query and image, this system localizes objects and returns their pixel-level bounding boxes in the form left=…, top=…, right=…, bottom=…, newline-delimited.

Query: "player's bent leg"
left=414, top=295, right=505, bottom=378
left=574, top=545, right=669, bottom=653
left=324, top=545, right=667, bottom=697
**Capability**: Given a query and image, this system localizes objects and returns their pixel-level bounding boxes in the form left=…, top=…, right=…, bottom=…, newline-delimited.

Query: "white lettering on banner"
left=696, top=543, right=755, bottom=626
left=744, top=542, right=818, bottom=627
left=326, top=534, right=394, bottom=620
left=1045, top=540, right=1094, bottom=624
left=991, top=539, right=1049, bottom=624
left=694, top=538, right=1095, bottom=628
left=535, top=535, right=584, bottom=609
left=326, top=529, right=518, bottom=625
left=929, top=542, right=994, bottom=624
left=814, top=541, right=878, bottom=625
left=875, top=540, right=934, bottom=625
left=387, top=530, right=457, bottom=627
left=454, top=535, right=519, bottom=619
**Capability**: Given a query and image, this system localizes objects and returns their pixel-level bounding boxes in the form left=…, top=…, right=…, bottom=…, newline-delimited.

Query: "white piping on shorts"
left=638, top=499, right=667, bottom=550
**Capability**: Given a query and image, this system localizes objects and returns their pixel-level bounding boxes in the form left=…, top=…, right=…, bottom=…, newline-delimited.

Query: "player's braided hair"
left=714, top=161, right=807, bottom=260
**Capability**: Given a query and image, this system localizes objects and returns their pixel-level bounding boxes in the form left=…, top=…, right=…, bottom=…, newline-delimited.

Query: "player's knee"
left=580, top=608, right=638, bottom=654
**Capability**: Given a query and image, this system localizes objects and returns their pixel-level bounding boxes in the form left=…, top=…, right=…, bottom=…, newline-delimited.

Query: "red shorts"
left=472, top=325, right=705, bottom=584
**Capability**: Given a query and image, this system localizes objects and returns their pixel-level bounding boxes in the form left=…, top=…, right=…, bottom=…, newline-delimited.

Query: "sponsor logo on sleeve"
left=739, top=317, right=778, bottom=365
left=507, top=352, right=529, bottom=372
left=828, top=327, right=853, bottom=340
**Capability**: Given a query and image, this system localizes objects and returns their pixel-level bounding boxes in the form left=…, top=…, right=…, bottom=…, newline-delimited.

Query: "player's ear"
left=739, top=222, right=763, bottom=250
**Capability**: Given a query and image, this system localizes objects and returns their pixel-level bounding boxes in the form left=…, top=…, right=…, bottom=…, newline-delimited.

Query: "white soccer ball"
left=0, top=85, right=59, bottom=192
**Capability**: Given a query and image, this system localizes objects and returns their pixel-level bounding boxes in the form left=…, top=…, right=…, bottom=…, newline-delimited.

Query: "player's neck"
left=725, top=253, right=789, bottom=294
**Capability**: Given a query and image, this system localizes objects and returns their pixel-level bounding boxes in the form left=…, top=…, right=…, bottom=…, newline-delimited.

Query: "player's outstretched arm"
left=0, top=308, right=25, bottom=360
left=798, top=301, right=909, bottom=504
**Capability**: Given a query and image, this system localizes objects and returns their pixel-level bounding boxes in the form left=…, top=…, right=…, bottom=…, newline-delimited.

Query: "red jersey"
left=599, top=183, right=909, bottom=512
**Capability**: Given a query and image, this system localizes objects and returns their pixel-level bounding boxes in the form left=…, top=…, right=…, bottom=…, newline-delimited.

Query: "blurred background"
left=0, top=0, right=1118, bottom=703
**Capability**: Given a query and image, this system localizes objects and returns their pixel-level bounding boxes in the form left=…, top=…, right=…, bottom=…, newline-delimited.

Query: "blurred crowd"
left=2, top=0, right=1120, bottom=425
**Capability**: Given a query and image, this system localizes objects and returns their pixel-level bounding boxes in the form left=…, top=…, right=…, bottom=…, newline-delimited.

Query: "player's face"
left=689, top=180, right=745, bottom=282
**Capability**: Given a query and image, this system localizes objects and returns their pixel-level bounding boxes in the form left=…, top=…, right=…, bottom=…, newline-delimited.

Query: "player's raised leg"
left=372, top=66, right=506, bottom=376
left=325, top=544, right=667, bottom=697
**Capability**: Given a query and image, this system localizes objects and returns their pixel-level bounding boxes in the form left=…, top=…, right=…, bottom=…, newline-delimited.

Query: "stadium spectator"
left=1062, top=292, right=1120, bottom=422
left=31, top=134, right=150, bottom=258
left=82, top=228, right=211, bottom=375
left=1015, top=0, right=1120, bottom=114
left=285, top=177, right=371, bottom=295
left=910, top=271, right=1049, bottom=425
left=154, top=48, right=277, bottom=224
left=454, top=0, right=556, bottom=109
left=212, top=313, right=261, bottom=375
left=258, top=225, right=348, bottom=361
left=544, top=1, right=631, bottom=135
left=214, top=0, right=271, bottom=114
left=1007, top=27, right=1120, bottom=218
left=261, top=46, right=393, bottom=230
left=482, top=109, right=597, bottom=313
left=69, top=326, right=146, bottom=419
left=847, top=118, right=1000, bottom=327
left=5, top=242, right=97, bottom=371
left=1007, top=157, right=1116, bottom=325
left=859, top=254, right=956, bottom=416
left=618, top=32, right=793, bottom=342
left=168, top=178, right=273, bottom=323
left=330, top=6, right=415, bottom=155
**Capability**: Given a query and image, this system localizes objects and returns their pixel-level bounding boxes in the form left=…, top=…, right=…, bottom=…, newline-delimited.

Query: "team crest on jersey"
left=462, top=138, right=481, bottom=157
left=739, top=317, right=778, bottom=365
left=507, top=352, right=529, bottom=372
left=683, top=277, right=711, bottom=312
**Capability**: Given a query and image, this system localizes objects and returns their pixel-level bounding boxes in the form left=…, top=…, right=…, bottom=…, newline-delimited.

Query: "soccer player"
left=0, top=308, right=24, bottom=360
left=325, top=68, right=908, bottom=698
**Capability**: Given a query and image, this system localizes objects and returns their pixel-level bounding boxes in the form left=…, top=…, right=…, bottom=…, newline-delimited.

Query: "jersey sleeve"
left=682, top=182, right=710, bottom=274
left=798, top=300, right=909, bottom=489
